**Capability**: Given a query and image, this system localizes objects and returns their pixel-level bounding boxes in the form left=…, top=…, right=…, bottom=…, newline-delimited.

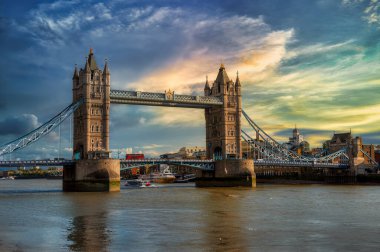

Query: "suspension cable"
left=0, top=99, right=83, bottom=156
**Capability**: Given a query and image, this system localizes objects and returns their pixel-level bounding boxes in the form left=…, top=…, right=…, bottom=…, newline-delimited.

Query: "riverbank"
left=257, top=174, right=380, bottom=185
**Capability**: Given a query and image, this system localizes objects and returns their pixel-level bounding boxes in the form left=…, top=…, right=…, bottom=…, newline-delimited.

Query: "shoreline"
left=257, top=178, right=380, bottom=185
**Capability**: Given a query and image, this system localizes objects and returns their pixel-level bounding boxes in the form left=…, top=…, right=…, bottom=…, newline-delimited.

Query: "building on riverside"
left=324, top=132, right=376, bottom=166
left=160, top=146, right=206, bottom=159
left=284, top=126, right=310, bottom=155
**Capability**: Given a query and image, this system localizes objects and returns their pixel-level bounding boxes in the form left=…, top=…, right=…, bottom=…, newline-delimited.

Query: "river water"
left=0, top=180, right=379, bottom=251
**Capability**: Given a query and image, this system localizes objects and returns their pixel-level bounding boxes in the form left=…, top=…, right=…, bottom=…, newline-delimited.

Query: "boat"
left=139, top=166, right=176, bottom=183
left=124, top=179, right=143, bottom=187
left=1, top=176, right=15, bottom=180
left=174, top=174, right=196, bottom=183
left=140, top=181, right=157, bottom=188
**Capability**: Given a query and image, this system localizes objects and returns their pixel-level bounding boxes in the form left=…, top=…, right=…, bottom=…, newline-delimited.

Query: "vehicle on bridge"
left=126, top=154, right=145, bottom=160
left=125, top=154, right=145, bottom=176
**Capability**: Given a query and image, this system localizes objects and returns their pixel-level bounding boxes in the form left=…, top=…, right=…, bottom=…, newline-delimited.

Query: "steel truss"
left=360, top=149, right=379, bottom=166
left=242, top=110, right=349, bottom=164
left=0, top=100, right=83, bottom=156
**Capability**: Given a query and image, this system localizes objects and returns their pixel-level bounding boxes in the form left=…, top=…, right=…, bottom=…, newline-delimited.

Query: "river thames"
left=0, top=180, right=380, bottom=251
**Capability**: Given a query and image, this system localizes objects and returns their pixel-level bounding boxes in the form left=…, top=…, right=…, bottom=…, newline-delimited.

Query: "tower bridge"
left=66, top=49, right=253, bottom=191
left=0, top=49, right=377, bottom=191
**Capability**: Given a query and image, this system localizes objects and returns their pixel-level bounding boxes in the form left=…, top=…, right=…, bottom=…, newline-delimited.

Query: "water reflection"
left=64, top=193, right=116, bottom=251
left=67, top=213, right=110, bottom=251
left=200, top=189, right=250, bottom=251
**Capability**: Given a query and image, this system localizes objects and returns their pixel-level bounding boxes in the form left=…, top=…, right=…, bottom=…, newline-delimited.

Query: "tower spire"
left=72, top=64, right=79, bottom=80
left=235, top=70, right=241, bottom=85
left=235, top=70, right=241, bottom=91
left=205, top=75, right=210, bottom=88
left=204, top=75, right=210, bottom=95
left=87, top=48, right=98, bottom=70
left=103, top=59, right=110, bottom=76
left=84, top=57, right=90, bottom=73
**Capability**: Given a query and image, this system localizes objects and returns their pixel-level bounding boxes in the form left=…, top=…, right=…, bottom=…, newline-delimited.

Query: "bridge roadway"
left=0, top=159, right=349, bottom=169
left=0, top=159, right=216, bottom=170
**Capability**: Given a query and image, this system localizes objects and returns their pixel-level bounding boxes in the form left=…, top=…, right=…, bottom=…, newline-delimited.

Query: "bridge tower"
left=198, top=65, right=255, bottom=187
left=204, top=64, right=242, bottom=159
left=63, top=49, right=120, bottom=192
left=72, top=48, right=110, bottom=159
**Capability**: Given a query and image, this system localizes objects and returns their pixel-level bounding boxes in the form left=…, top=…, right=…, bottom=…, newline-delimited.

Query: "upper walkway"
left=110, top=90, right=223, bottom=108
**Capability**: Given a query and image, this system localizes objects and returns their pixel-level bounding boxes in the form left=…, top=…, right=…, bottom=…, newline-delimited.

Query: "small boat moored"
left=124, top=179, right=143, bottom=187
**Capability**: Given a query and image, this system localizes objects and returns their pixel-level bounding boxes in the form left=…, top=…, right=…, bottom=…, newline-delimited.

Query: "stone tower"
left=65, top=49, right=119, bottom=192
left=72, top=49, right=110, bottom=160
left=204, top=64, right=242, bottom=160
left=198, top=65, right=255, bottom=187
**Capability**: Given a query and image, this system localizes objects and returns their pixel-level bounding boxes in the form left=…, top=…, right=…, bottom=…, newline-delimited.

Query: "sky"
left=0, top=0, right=379, bottom=159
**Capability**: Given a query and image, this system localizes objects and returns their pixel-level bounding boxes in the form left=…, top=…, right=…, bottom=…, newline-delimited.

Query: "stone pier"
left=63, top=159, right=120, bottom=192
left=196, top=159, right=256, bottom=187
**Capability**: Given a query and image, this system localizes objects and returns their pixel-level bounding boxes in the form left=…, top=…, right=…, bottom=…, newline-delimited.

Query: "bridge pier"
left=195, top=159, right=256, bottom=187
left=63, top=159, right=120, bottom=192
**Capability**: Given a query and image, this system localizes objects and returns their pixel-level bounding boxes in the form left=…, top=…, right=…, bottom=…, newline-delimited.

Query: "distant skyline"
left=0, top=0, right=379, bottom=159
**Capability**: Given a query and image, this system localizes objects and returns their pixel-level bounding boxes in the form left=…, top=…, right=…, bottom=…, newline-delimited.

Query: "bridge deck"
left=0, top=159, right=350, bottom=170
left=110, top=90, right=223, bottom=108
left=0, top=160, right=75, bottom=167
left=120, top=159, right=215, bottom=171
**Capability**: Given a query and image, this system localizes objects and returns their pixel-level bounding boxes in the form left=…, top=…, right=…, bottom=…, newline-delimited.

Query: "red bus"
left=125, top=154, right=145, bottom=176
left=125, top=154, right=145, bottom=160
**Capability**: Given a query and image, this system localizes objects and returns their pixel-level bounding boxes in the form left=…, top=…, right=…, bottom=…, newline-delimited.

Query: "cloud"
left=126, top=15, right=293, bottom=93
left=118, top=12, right=294, bottom=127
left=342, top=0, right=380, bottom=26
left=1, top=0, right=379, bottom=158
left=135, top=144, right=167, bottom=150
left=241, top=37, right=380, bottom=147
left=0, top=114, right=40, bottom=136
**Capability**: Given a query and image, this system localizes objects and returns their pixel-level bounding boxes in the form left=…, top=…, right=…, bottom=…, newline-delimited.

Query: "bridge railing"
left=120, top=158, right=215, bottom=171
left=0, top=159, right=75, bottom=167
left=120, top=159, right=214, bottom=163
left=110, top=90, right=223, bottom=107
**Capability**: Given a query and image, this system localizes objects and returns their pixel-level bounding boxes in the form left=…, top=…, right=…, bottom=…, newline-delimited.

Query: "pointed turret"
left=215, top=63, right=230, bottom=85
left=87, top=48, right=98, bottom=70
left=235, top=71, right=241, bottom=86
left=235, top=70, right=241, bottom=93
left=103, top=59, right=110, bottom=76
left=72, top=64, right=79, bottom=80
left=84, top=57, right=91, bottom=73
left=204, top=75, right=210, bottom=95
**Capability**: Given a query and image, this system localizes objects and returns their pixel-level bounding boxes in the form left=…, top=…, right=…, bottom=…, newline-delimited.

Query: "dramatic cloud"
left=0, top=0, right=379, bottom=158
left=0, top=114, right=40, bottom=136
